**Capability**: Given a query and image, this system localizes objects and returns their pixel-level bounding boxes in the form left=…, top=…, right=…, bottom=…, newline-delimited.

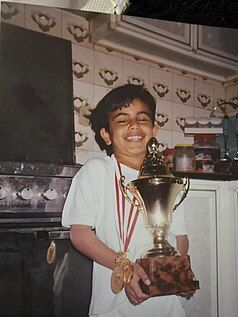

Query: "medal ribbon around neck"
left=114, top=160, right=140, bottom=253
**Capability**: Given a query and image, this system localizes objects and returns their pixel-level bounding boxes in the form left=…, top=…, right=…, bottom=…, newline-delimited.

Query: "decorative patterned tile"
left=94, top=50, right=123, bottom=88
left=1, top=2, right=25, bottom=27
left=149, top=66, right=173, bottom=101
left=172, top=73, right=195, bottom=106
left=172, top=102, right=194, bottom=132
left=194, top=79, right=214, bottom=111
left=213, top=81, right=226, bottom=111
left=74, top=119, right=94, bottom=151
left=72, top=44, right=94, bottom=83
left=94, top=45, right=123, bottom=58
left=25, top=5, right=62, bottom=37
left=194, top=107, right=212, bottom=118
left=73, top=81, right=94, bottom=127
left=122, top=58, right=149, bottom=88
left=155, top=99, right=172, bottom=130
left=61, top=10, right=92, bottom=48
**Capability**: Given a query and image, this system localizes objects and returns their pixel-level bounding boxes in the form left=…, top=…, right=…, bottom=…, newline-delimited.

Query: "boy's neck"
left=115, top=154, right=145, bottom=171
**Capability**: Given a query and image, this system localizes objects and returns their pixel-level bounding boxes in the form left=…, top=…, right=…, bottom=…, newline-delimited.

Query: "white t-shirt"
left=62, top=155, right=187, bottom=316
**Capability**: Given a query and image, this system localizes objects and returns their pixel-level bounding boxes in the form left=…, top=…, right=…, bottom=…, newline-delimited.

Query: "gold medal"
left=46, top=240, right=56, bottom=264
left=111, top=265, right=125, bottom=294
left=123, top=262, right=134, bottom=285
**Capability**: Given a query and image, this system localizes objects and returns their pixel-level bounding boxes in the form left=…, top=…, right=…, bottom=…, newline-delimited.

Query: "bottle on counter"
left=173, top=144, right=196, bottom=172
left=193, top=134, right=220, bottom=173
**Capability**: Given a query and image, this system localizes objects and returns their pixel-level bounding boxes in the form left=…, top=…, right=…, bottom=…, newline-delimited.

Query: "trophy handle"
left=173, top=177, right=190, bottom=211
left=119, top=176, right=144, bottom=212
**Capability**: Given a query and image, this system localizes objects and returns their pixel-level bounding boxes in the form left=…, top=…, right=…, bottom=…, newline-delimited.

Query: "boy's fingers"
left=134, top=263, right=151, bottom=286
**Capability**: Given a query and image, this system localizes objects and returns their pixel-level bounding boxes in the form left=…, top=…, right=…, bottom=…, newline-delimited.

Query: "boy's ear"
left=153, top=125, right=159, bottom=137
left=100, top=128, right=112, bottom=145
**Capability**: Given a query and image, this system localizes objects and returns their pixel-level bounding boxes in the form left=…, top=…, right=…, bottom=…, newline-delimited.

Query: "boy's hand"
left=125, top=262, right=150, bottom=305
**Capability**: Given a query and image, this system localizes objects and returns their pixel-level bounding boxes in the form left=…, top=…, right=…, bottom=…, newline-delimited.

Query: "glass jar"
left=173, top=144, right=196, bottom=172
left=193, top=134, right=220, bottom=173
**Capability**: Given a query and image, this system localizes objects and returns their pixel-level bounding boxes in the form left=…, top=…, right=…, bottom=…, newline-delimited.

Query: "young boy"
left=62, top=84, right=188, bottom=316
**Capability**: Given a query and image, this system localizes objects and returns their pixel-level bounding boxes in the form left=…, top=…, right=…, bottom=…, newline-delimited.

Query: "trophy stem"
left=146, top=233, right=177, bottom=257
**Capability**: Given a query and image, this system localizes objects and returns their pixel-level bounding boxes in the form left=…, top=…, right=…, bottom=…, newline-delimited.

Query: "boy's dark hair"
left=89, top=84, right=157, bottom=156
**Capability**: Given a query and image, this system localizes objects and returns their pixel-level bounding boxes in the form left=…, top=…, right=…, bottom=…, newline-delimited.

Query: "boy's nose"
left=128, top=119, right=140, bottom=129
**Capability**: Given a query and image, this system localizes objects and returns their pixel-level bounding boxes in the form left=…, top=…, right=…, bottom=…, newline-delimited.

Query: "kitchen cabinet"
left=90, top=15, right=238, bottom=82
left=181, top=179, right=238, bottom=317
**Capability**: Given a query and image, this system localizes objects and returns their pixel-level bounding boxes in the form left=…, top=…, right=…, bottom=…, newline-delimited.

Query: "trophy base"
left=136, top=255, right=199, bottom=297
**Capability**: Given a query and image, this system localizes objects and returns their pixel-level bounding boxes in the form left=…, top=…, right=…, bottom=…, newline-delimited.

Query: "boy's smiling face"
left=100, top=99, right=158, bottom=169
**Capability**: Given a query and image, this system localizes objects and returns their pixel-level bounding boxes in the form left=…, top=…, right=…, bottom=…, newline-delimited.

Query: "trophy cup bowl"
left=120, top=138, right=199, bottom=297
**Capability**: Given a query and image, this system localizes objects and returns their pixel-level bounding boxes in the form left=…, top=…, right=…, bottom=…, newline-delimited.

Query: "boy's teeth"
left=127, top=135, right=142, bottom=141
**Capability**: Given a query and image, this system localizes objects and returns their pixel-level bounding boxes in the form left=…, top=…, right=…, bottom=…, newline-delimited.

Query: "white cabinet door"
left=181, top=186, right=218, bottom=317
left=181, top=180, right=238, bottom=317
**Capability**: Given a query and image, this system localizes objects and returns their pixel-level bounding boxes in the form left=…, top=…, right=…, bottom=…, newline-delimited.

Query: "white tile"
left=72, top=44, right=94, bottom=83
left=1, top=3, right=25, bottom=27
left=156, top=129, right=172, bottom=148
left=92, top=85, right=110, bottom=109
left=25, top=5, right=62, bottom=37
left=149, top=66, right=173, bottom=101
left=172, top=131, right=194, bottom=148
left=155, top=99, right=172, bottom=130
left=194, top=79, right=214, bottom=111
left=172, top=102, right=194, bottom=132
left=75, top=149, right=96, bottom=165
left=94, top=50, right=123, bottom=88
left=61, top=10, right=92, bottom=48
left=95, top=45, right=123, bottom=58
left=122, top=58, right=149, bottom=89
left=194, top=107, right=213, bottom=118
left=172, top=73, right=195, bottom=106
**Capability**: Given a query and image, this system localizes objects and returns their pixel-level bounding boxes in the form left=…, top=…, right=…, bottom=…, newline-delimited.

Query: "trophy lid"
left=139, top=138, right=173, bottom=178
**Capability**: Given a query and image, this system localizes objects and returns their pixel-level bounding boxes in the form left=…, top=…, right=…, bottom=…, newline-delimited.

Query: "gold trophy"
left=120, top=138, right=199, bottom=296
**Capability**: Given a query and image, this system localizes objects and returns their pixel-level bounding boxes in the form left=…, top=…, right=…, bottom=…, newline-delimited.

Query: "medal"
left=111, top=265, right=125, bottom=294
left=111, top=160, right=139, bottom=294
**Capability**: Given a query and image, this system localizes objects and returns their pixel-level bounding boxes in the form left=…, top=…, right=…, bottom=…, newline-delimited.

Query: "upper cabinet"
left=90, top=15, right=238, bottom=82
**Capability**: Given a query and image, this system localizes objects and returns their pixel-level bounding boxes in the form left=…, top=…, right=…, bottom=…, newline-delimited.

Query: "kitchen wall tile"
left=75, top=149, right=96, bottom=165
left=194, top=79, right=214, bottom=111
left=156, top=129, right=172, bottom=148
left=123, top=53, right=150, bottom=66
left=172, top=131, right=194, bottom=147
left=122, top=58, right=149, bottom=88
left=155, top=99, right=172, bottom=130
left=172, top=102, right=194, bottom=132
left=194, top=107, right=212, bottom=118
left=94, top=45, right=123, bottom=58
left=25, top=5, right=62, bottom=37
left=73, top=81, right=94, bottom=127
left=61, top=10, right=92, bottom=48
left=72, top=44, right=94, bottom=83
left=172, top=73, right=195, bottom=106
left=94, top=50, right=123, bottom=88
left=92, top=85, right=110, bottom=109
left=74, top=119, right=94, bottom=151
left=213, top=81, right=226, bottom=111
left=226, top=83, right=238, bottom=106
left=149, top=66, right=173, bottom=101
left=1, top=2, right=25, bottom=27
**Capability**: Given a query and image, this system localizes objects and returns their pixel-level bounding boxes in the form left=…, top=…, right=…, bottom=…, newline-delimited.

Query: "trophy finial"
left=139, top=138, right=173, bottom=177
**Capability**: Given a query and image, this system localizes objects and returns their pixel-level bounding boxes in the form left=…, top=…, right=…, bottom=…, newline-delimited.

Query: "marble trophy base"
left=136, top=255, right=199, bottom=297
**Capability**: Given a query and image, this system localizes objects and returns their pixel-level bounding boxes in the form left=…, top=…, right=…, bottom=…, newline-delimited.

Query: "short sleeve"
left=61, top=162, right=99, bottom=228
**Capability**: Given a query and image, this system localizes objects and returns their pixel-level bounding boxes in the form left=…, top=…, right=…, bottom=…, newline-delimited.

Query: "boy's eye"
left=138, top=116, right=150, bottom=122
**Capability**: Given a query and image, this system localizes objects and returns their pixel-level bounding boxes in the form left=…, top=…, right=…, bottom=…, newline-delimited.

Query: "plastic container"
left=193, top=134, right=220, bottom=173
left=173, top=144, right=196, bottom=172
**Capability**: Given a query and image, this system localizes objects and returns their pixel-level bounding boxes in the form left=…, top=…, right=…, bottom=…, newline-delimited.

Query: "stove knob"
left=0, top=187, right=7, bottom=199
left=18, top=188, right=33, bottom=200
left=42, top=188, right=58, bottom=201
